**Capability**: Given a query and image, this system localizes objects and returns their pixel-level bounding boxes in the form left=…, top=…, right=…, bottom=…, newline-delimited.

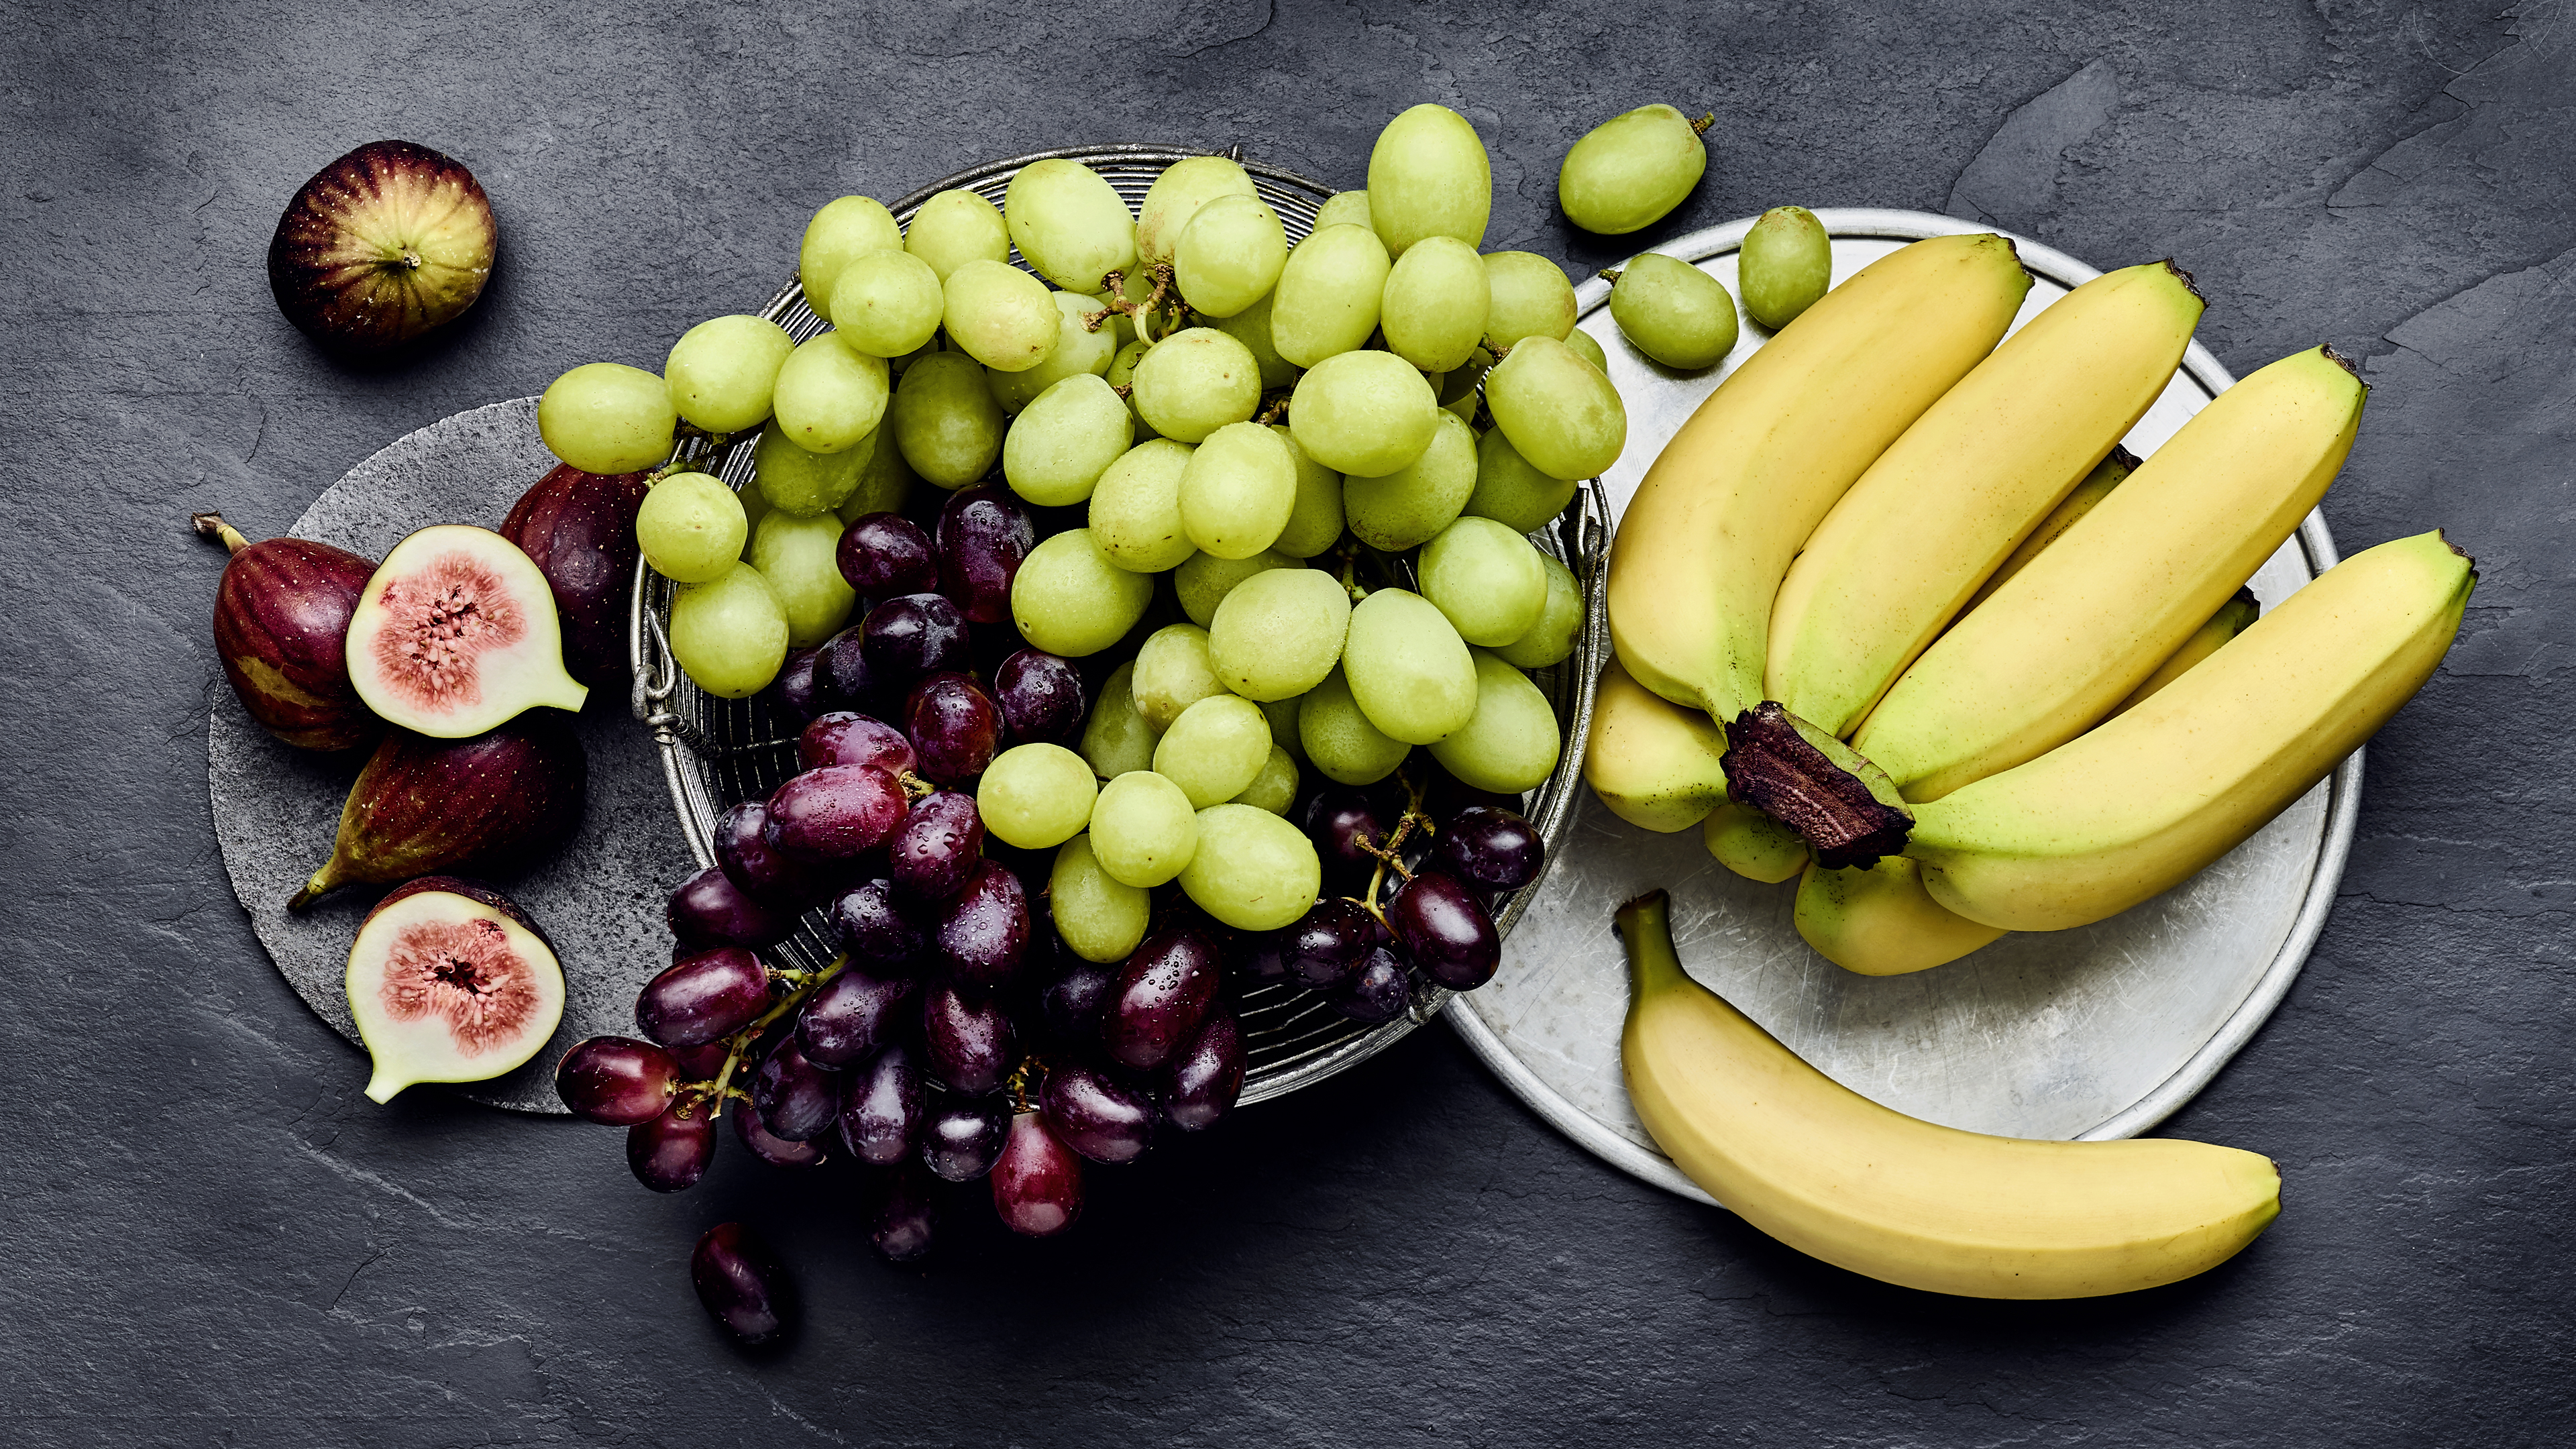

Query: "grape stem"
left=1596, top=268, right=1623, bottom=285
left=1348, top=770, right=1433, bottom=924
left=1254, top=393, right=1290, bottom=425
left=897, top=770, right=936, bottom=802
left=1691, top=110, right=1716, bottom=135
left=690, top=955, right=847, bottom=1119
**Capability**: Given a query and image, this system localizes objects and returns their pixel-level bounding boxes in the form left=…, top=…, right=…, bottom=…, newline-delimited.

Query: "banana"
left=1794, top=857, right=2005, bottom=975
left=1856, top=344, right=2366, bottom=802
left=1581, top=657, right=1731, bottom=832
left=1617, top=890, right=2282, bottom=1298
left=1607, top=233, right=2031, bottom=720
left=1768, top=262, right=2204, bottom=738
left=1703, top=800, right=1809, bottom=883
left=2107, top=588, right=2257, bottom=718
left=1910, top=531, right=2472, bottom=932
left=1964, top=446, right=2135, bottom=612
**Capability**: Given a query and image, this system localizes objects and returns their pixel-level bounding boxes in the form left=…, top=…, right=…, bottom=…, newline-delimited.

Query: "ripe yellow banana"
left=1768, top=262, right=2204, bottom=738
left=1607, top=233, right=2031, bottom=719
left=1856, top=344, right=2366, bottom=802
left=1581, top=658, right=1731, bottom=832
left=2108, top=588, right=2257, bottom=718
left=1617, top=890, right=2282, bottom=1298
left=1910, top=531, right=2472, bottom=932
left=1793, top=856, right=2004, bottom=975
left=1964, top=446, right=2135, bottom=612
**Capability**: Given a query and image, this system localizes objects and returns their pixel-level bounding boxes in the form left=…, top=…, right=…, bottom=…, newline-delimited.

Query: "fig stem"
left=192, top=512, right=251, bottom=555
left=286, top=863, right=339, bottom=914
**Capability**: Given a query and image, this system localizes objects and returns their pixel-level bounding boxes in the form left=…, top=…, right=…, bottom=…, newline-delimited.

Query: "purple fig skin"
left=267, top=140, right=496, bottom=355
left=499, top=463, right=649, bottom=691
left=289, top=715, right=587, bottom=912
left=362, top=873, right=545, bottom=937
left=196, top=513, right=382, bottom=753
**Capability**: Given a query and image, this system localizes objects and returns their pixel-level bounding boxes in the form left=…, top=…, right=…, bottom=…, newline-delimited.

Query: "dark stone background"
left=5, top=1, right=2569, bottom=1444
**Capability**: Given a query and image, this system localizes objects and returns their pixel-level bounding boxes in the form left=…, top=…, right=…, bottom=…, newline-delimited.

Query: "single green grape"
left=772, top=333, right=890, bottom=455
left=1177, top=421, right=1297, bottom=559
left=1087, top=437, right=1198, bottom=572
left=636, top=472, right=747, bottom=583
left=1049, top=834, right=1152, bottom=963
left=987, top=292, right=1120, bottom=413
left=1609, top=253, right=1739, bottom=370
left=1208, top=565, right=1352, bottom=701
left=977, top=743, right=1099, bottom=849
left=754, top=421, right=869, bottom=517
left=1130, top=327, right=1260, bottom=443
left=1366, top=103, right=1492, bottom=256
left=1483, top=252, right=1578, bottom=346
left=667, top=561, right=788, bottom=698
left=1342, top=587, right=1478, bottom=744
left=1313, top=190, right=1371, bottom=230
left=1427, top=650, right=1562, bottom=794
left=1088, top=770, right=1199, bottom=887
left=1010, top=527, right=1155, bottom=656
left=1131, top=622, right=1224, bottom=730
left=905, top=190, right=1009, bottom=282
left=1105, top=337, right=1158, bottom=439
left=749, top=508, right=857, bottom=646
left=1464, top=425, right=1576, bottom=534
left=1299, top=667, right=1410, bottom=784
left=1739, top=205, right=1833, bottom=330
left=1289, top=350, right=1439, bottom=478
left=1229, top=745, right=1300, bottom=815
left=1177, top=548, right=1291, bottom=627
left=1564, top=328, right=1609, bottom=373
left=1260, top=694, right=1306, bottom=763
left=1179, top=803, right=1322, bottom=931
left=1079, top=661, right=1163, bottom=780
left=1487, top=336, right=1626, bottom=482
left=1271, top=223, right=1391, bottom=368
left=1214, top=294, right=1298, bottom=390
left=1419, top=515, right=1547, bottom=646
left=1175, top=195, right=1287, bottom=319
left=1268, top=425, right=1345, bottom=557
left=1153, top=694, right=1271, bottom=809
left=1136, top=155, right=1258, bottom=264
left=890, top=352, right=1005, bottom=489
left=1343, top=409, right=1477, bottom=549
left=941, top=259, right=1059, bottom=374
left=1494, top=553, right=1581, bottom=669
left=828, top=249, right=945, bottom=359
left=1381, top=235, right=1490, bottom=373
left=1557, top=105, right=1709, bottom=236
left=837, top=427, right=917, bottom=521
left=1003, top=373, right=1133, bottom=506
left=1004, top=158, right=1138, bottom=293
left=798, top=195, right=903, bottom=316
left=663, top=315, right=794, bottom=434
left=539, top=362, right=678, bottom=474
left=1437, top=347, right=1492, bottom=421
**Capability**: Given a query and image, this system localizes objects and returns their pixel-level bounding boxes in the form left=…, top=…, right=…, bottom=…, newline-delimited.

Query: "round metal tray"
left=1448, top=208, right=2358, bottom=1204
left=629, top=145, right=1611, bottom=1108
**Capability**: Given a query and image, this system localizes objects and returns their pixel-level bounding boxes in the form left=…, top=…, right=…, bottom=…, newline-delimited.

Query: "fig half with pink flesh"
left=345, top=524, right=588, bottom=737
left=268, top=140, right=497, bottom=355
left=195, top=512, right=382, bottom=752
left=500, top=464, right=650, bottom=690
left=345, top=876, right=564, bottom=1102
left=290, top=712, right=588, bottom=911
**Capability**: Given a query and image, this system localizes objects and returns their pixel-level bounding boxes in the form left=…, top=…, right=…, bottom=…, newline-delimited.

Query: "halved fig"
left=345, top=876, right=564, bottom=1102
left=194, top=512, right=382, bottom=752
left=345, top=524, right=588, bottom=737
left=268, top=140, right=497, bottom=355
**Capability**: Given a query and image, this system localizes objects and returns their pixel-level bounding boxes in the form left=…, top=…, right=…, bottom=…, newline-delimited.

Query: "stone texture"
left=3, top=1, right=2571, bottom=1444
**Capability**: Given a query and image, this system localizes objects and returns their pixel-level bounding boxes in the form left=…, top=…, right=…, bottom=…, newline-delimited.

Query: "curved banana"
left=1607, top=233, right=2031, bottom=719
left=1581, top=658, right=1731, bottom=832
left=1617, top=890, right=2282, bottom=1298
left=1964, top=446, right=2135, bottom=613
left=1793, top=857, right=2004, bottom=975
left=1910, top=531, right=2472, bottom=932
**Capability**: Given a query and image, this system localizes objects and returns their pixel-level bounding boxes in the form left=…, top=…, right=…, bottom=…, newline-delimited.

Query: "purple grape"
left=765, top=764, right=908, bottom=861
left=1103, top=922, right=1220, bottom=1071
left=637, top=947, right=772, bottom=1048
left=837, top=511, right=938, bottom=598
left=1387, top=870, right=1501, bottom=990
left=922, top=1095, right=1012, bottom=1181
left=991, top=1112, right=1083, bottom=1238
left=934, top=483, right=1035, bottom=624
left=1334, top=948, right=1411, bottom=1023
left=870, top=1162, right=941, bottom=1263
left=814, top=626, right=883, bottom=715
left=1161, top=1010, right=1245, bottom=1132
left=799, top=710, right=918, bottom=776
left=667, top=865, right=793, bottom=951
left=751, top=1036, right=841, bottom=1142
left=690, top=1222, right=790, bottom=1346
left=1426, top=768, right=1523, bottom=820
left=1281, top=898, right=1375, bottom=991
left=1040, top=1063, right=1156, bottom=1165
left=922, top=978, right=1017, bottom=1096
left=904, top=672, right=1001, bottom=783
left=793, top=966, right=916, bottom=1068
left=627, top=1102, right=718, bottom=1192
left=839, top=1043, right=925, bottom=1166
left=932, top=859, right=1028, bottom=987
left=888, top=790, right=985, bottom=904
left=1038, top=959, right=1119, bottom=1042
left=734, top=1098, right=828, bottom=1167
left=993, top=648, right=1087, bottom=747
left=714, top=800, right=837, bottom=908
left=829, top=878, right=927, bottom=970
left=1435, top=806, right=1544, bottom=892
left=862, top=592, right=971, bottom=685
left=1238, top=928, right=1295, bottom=987
left=1301, top=787, right=1396, bottom=892
left=670, top=1040, right=732, bottom=1082
left=555, top=1037, right=679, bottom=1126
left=761, top=646, right=827, bottom=722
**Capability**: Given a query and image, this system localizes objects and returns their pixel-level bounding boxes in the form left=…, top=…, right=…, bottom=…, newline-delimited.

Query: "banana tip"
left=2318, top=341, right=2363, bottom=381
left=2157, top=258, right=2206, bottom=306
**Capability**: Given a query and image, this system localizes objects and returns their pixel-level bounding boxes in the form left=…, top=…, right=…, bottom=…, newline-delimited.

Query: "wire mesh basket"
left=629, top=144, right=1610, bottom=1106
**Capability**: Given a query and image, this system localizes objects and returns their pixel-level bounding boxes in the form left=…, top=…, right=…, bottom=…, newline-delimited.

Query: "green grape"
left=1003, top=374, right=1133, bottom=506
left=1288, top=350, right=1439, bottom=478
left=1087, top=437, right=1197, bottom=572
left=1214, top=294, right=1297, bottom=390
left=1130, top=327, right=1260, bottom=443
left=1342, top=587, right=1477, bottom=744
left=1175, top=195, right=1287, bottom=319
left=1010, top=527, right=1155, bottom=656
left=1419, top=515, right=1546, bottom=646
left=905, top=189, right=1010, bottom=282
left=1436, top=347, right=1492, bottom=421
left=753, top=421, right=868, bottom=517
left=798, top=195, right=903, bottom=315
left=977, top=743, right=1099, bottom=849
left=1609, top=253, right=1739, bottom=370
left=1088, top=770, right=1199, bottom=887
left=772, top=333, right=890, bottom=455
left=1229, top=745, right=1300, bottom=815
left=828, top=249, right=945, bottom=359
left=1464, top=425, right=1576, bottom=534
left=1343, top=409, right=1477, bottom=549
left=1268, top=425, right=1345, bottom=557
left=1271, top=223, right=1391, bottom=368
left=1049, top=834, right=1152, bottom=963
left=750, top=508, right=858, bottom=646
left=663, top=315, right=794, bottom=434
left=987, top=292, right=1120, bottom=413
left=1556, top=105, right=1709, bottom=236
left=1153, top=694, right=1271, bottom=808
left=1177, top=548, right=1291, bottom=627
left=1313, top=190, right=1371, bottom=230
left=1366, top=103, right=1492, bottom=256
left=1381, top=235, right=1490, bottom=372
left=1483, top=252, right=1578, bottom=346
left=1079, top=662, right=1163, bottom=780
left=1299, top=667, right=1410, bottom=784
left=1179, top=804, right=1323, bottom=932
left=1739, top=205, right=1833, bottom=330
left=1495, top=553, right=1581, bottom=669
left=1177, top=421, right=1297, bottom=559
left=636, top=472, right=747, bottom=583
left=941, top=259, right=1059, bottom=374
left=667, top=561, right=788, bottom=698
left=1105, top=337, right=1158, bottom=439
left=1428, top=650, right=1562, bottom=794
left=890, top=352, right=1005, bottom=489
left=1487, top=336, right=1626, bottom=482
left=1131, top=622, right=1223, bottom=729
left=1208, top=565, right=1352, bottom=701
left=539, top=362, right=678, bottom=474
left=1004, top=158, right=1138, bottom=293
left=1563, top=327, right=1609, bottom=373
left=1260, top=694, right=1305, bottom=763
left=1137, top=155, right=1258, bottom=264
left=837, top=427, right=917, bottom=521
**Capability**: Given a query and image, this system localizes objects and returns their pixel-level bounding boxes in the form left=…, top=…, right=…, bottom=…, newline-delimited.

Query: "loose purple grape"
left=829, top=878, right=927, bottom=970
left=794, top=966, right=916, bottom=1068
left=814, top=625, right=883, bottom=715
left=837, top=511, right=938, bottom=598
left=751, top=1036, right=841, bottom=1142
left=690, top=1222, right=790, bottom=1346
left=1301, top=787, right=1396, bottom=892
left=904, top=672, right=1001, bottom=783
left=555, top=1036, right=678, bottom=1126
left=714, top=800, right=837, bottom=908
left=1387, top=869, right=1501, bottom=990
left=1040, top=1063, right=1156, bottom=1165
left=921, top=1095, right=1012, bottom=1181
left=932, top=859, right=1028, bottom=987
left=765, top=764, right=908, bottom=861
left=734, top=1099, right=828, bottom=1167
left=1162, top=1010, right=1245, bottom=1132
left=1435, top=806, right=1545, bottom=892
left=862, top=592, right=971, bottom=685
left=870, top=1162, right=941, bottom=1263
left=1282, top=898, right=1375, bottom=991
left=671, top=1040, right=732, bottom=1081
left=839, top=1043, right=926, bottom=1166
left=921, top=978, right=1016, bottom=1096
left=667, top=866, right=793, bottom=951
left=934, top=483, right=1035, bottom=624
left=1038, top=959, right=1119, bottom=1043
left=992, top=649, right=1086, bottom=747
left=799, top=710, right=918, bottom=775
left=761, top=646, right=827, bottom=723
left=1334, top=948, right=1412, bottom=1023
left=888, top=790, right=985, bottom=904
left=1102, top=922, right=1220, bottom=1071
left=991, top=1112, right=1083, bottom=1238
left=637, top=947, right=772, bottom=1048
left=627, top=1102, right=718, bottom=1192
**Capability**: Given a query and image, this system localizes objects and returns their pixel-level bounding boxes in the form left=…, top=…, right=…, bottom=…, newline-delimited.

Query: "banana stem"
left=192, top=512, right=251, bottom=554
left=1613, top=890, right=1686, bottom=1000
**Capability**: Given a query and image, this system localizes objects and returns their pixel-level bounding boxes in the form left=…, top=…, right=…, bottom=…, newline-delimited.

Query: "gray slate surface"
left=4, top=2, right=2570, bottom=1445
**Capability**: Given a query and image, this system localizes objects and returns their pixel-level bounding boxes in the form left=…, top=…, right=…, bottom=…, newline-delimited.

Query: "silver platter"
left=1447, top=208, right=2357, bottom=1204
